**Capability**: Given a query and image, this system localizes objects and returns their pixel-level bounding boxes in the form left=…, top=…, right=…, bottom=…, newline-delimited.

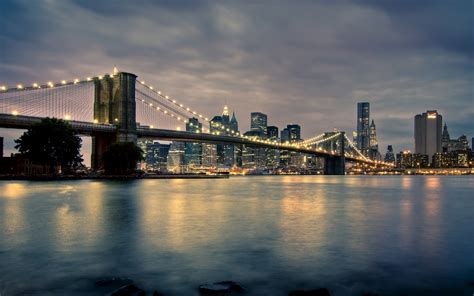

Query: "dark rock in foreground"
left=199, top=281, right=246, bottom=295
left=108, top=284, right=146, bottom=296
left=289, top=288, right=331, bottom=296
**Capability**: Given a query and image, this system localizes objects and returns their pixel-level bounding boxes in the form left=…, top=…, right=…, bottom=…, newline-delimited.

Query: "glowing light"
left=141, top=81, right=145, bottom=85
left=150, top=86, right=153, bottom=90
left=172, top=100, right=176, bottom=103
left=150, top=125, right=154, bottom=128
left=98, top=76, right=103, bottom=80
left=61, top=80, right=67, bottom=85
left=64, top=114, right=71, bottom=120
left=17, top=84, right=23, bottom=89
left=74, top=79, right=79, bottom=84
left=114, top=118, right=118, bottom=122
left=11, top=110, right=19, bottom=116
left=0, top=86, right=6, bottom=91
left=32, top=83, right=38, bottom=88
left=176, top=126, right=181, bottom=131
left=48, top=81, right=54, bottom=87
left=158, top=91, right=161, bottom=95
left=93, top=119, right=98, bottom=123
left=149, top=103, right=153, bottom=106
left=87, top=77, right=92, bottom=81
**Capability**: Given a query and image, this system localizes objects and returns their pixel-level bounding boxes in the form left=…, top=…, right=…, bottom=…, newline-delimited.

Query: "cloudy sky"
left=1, top=0, right=473, bottom=162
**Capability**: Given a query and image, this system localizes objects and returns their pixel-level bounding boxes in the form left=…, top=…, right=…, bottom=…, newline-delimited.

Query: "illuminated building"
left=266, top=126, right=280, bottom=169
left=167, top=141, right=185, bottom=173
left=145, top=142, right=170, bottom=172
left=251, top=112, right=268, bottom=134
left=384, top=145, right=395, bottom=163
left=369, top=119, right=381, bottom=160
left=357, top=102, right=370, bottom=156
left=414, top=110, right=442, bottom=161
left=184, top=117, right=202, bottom=167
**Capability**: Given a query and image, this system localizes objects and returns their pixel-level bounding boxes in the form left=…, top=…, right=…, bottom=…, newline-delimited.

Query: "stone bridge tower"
left=91, top=72, right=138, bottom=169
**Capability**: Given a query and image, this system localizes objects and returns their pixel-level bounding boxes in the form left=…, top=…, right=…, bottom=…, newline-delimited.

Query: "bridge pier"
left=324, top=156, right=345, bottom=175
left=91, top=72, right=138, bottom=169
left=323, top=132, right=346, bottom=175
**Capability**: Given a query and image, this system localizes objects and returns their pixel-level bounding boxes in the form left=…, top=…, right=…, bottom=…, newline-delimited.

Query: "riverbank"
left=0, top=174, right=229, bottom=181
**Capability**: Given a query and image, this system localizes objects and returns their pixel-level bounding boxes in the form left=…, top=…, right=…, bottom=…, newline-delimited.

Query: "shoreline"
left=0, top=174, right=230, bottom=181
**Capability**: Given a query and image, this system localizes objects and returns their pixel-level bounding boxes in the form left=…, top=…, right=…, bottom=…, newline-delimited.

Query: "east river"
left=1, top=176, right=473, bottom=295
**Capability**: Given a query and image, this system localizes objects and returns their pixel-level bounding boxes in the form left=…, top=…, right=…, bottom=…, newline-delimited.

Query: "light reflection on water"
left=0, top=176, right=473, bottom=296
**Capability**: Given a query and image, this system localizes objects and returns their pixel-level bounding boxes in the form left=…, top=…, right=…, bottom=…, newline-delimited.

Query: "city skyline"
left=0, top=0, right=473, bottom=159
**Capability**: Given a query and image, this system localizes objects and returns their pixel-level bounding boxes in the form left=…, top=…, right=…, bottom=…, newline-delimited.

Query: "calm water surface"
left=0, top=176, right=473, bottom=295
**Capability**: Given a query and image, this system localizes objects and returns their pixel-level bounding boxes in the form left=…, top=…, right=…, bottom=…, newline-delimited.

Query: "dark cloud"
left=0, top=0, right=472, bottom=163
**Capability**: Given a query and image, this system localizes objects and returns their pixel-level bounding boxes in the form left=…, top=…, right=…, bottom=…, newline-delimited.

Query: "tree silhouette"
left=15, top=118, right=83, bottom=174
left=102, top=142, right=144, bottom=175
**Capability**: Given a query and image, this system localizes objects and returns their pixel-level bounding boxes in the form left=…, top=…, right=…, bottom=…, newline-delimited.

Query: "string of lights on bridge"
left=1, top=72, right=394, bottom=167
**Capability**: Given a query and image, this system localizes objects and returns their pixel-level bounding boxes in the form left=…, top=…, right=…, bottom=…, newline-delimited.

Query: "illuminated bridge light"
left=64, top=114, right=71, bottom=120
left=17, top=84, right=23, bottom=89
left=32, top=83, right=39, bottom=88
left=11, top=110, right=19, bottom=116
left=87, top=77, right=92, bottom=81
left=61, top=80, right=67, bottom=85
left=48, top=81, right=54, bottom=87
left=0, top=86, right=6, bottom=91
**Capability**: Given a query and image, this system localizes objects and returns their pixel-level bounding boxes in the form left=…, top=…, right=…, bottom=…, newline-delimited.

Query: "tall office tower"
left=222, top=105, right=230, bottom=126
left=267, top=126, right=279, bottom=140
left=250, top=112, right=268, bottom=134
left=184, top=117, right=202, bottom=167
left=357, top=102, right=370, bottom=156
left=266, top=126, right=280, bottom=169
left=414, top=110, right=442, bottom=160
left=167, top=141, right=185, bottom=173
left=287, top=124, right=301, bottom=143
left=281, top=128, right=290, bottom=143
left=202, top=143, right=217, bottom=168
left=230, top=112, right=239, bottom=132
left=369, top=120, right=380, bottom=160
left=145, top=141, right=170, bottom=172
left=384, top=145, right=395, bottom=163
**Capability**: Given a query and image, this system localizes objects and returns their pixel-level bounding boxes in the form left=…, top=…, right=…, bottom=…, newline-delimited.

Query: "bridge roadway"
left=0, top=113, right=364, bottom=163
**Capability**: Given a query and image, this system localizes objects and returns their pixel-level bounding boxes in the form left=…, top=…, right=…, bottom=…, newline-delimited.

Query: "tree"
left=15, top=117, right=83, bottom=174
left=102, top=142, right=144, bottom=175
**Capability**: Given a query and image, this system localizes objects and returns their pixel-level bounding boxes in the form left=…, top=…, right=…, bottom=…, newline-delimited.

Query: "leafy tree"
left=102, top=142, right=144, bottom=175
left=15, top=117, right=83, bottom=174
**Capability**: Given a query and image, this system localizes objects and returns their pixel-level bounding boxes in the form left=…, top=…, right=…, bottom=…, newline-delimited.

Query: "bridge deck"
left=0, top=113, right=366, bottom=163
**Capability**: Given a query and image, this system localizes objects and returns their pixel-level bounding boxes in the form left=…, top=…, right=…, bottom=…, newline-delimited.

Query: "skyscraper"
left=384, top=145, right=395, bottom=163
left=357, top=102, right=370, bottom=156
left=251, top=112, right=268, bottom=134
left=267, top=126, right=279, bottom=140
left=369, top=119, right=380, bottom=160
left=184, top=117, right=202, bottom=167
left=287, top=124, right=301, bottom=143
left=414, top=110, right=442, bottom=160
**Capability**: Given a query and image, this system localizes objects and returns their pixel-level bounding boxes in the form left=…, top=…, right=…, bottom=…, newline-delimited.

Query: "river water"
left=0, top=176, right=473, bottom=295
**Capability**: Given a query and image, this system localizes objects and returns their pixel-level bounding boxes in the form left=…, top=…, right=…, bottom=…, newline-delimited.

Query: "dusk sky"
left=1, top=0, right=473, bottom=162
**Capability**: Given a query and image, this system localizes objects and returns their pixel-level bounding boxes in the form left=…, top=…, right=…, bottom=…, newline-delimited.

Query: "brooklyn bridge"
left=0, top=70, right=393, bottom=175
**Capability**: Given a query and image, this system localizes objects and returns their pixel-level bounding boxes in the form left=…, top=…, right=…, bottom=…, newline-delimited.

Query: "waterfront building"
left=145, top=142, right=170, bottom=172
left=184, top=117, right=203, bottom=168
left=432, top=151, right=470, bottom=168
left=384, top=145, right=395, bottom=163
left=357, top=102, right=370, bottom=156
left=167, top=141, right=185, bottom=173
left=396, top=151, right=429, bottom=168
left=441, top=123, right=469, bottom=153
left=201, top=143, right=217, bottom=168
left=251, top=112, right=268, bottom=134
left=414, top=110, right=442, bottom=161
left=242, top=130, right=267, bottom=170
